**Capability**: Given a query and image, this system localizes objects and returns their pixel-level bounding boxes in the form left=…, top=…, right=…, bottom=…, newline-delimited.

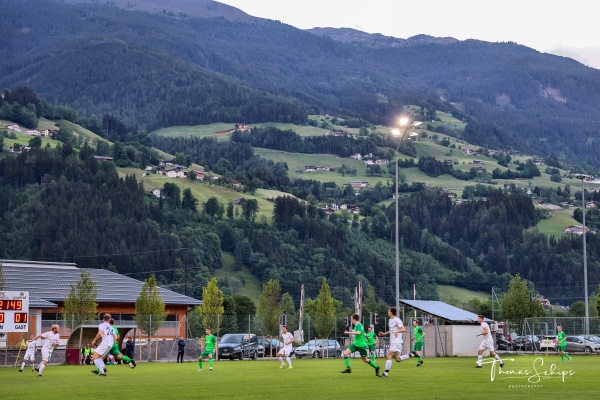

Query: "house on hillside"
left=564, top=225, right=596, bottom=235
left=349, top=180, right=369, bottom=188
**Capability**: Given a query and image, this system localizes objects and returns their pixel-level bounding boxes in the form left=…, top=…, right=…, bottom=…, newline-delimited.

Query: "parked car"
left=539, top=335, right=557, bottom=351
left=565, top=336, right=600, bottom=354
left=217, top=333, right=259, bottom=360
left=260, top=339, right=285, bottom=357
left=257, top=342, right=265, bottom=358
left=295, top=339, right=342, bottom=359
left=584, top=335, right=600, bottom=345
left=495, top=333, right=510, bottom=351
left=511, top=335, right=540, bottom=351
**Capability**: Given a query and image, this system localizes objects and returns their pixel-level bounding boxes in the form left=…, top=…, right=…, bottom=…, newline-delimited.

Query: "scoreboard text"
left=0, top=291, right=29, bottom=333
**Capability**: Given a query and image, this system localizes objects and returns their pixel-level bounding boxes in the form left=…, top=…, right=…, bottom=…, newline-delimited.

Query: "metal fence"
left=518, top=317, right=600, bottom=337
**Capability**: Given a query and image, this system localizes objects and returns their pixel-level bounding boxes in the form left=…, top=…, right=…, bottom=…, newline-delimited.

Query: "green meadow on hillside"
left=152, top=121, right=331, bottom=139
left=530, top=207, right=579, bottom=238
left=213, top=252, right=263, bottom=300
left=437, top=284, right=491, bottom=303
left=118, top=167, right=276, bottom=221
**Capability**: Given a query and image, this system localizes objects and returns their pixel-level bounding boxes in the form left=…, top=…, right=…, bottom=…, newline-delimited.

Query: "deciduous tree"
left=62, top=271, right=98, bottom=330
left=258, top=279, right=281, bottom=336
left=198, top=277, right=224, bottom=332
left=135, top=275, right=166, bottom=361
left=314, top=278, right=335, bottom=339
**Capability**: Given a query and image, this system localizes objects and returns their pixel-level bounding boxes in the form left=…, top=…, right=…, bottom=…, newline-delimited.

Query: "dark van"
left=217, top=333, right=259, bottom=360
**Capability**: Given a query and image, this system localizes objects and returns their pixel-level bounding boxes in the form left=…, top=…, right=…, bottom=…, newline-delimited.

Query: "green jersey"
left=113, top=326, right=120, bottom=338
left=204, top=334, right=217, bottom=352
left=414, top=326, right=424, bottom=342
left=366, top=331, right=376, bottom=346
left=557, top=331, right=566, bottom=345
left=352, top=322, right=367, bottom=347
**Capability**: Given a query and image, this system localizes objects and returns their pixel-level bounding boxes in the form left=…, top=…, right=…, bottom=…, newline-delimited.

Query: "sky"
left=217, top=0, right=600, bottom=69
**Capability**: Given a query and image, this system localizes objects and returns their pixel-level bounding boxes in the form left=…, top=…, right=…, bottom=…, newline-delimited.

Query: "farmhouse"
left=564, top=225, right=596, bottom=235
left=349, top=180, right=369, bottom=188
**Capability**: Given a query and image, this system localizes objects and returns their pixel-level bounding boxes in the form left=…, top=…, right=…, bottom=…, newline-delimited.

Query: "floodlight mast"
left=574, top=173, right=590, bottom=335
left=391, top=116, right=421, bottom=312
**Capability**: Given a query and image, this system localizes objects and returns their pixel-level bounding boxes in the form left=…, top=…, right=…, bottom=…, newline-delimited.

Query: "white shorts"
left=24, top=352, right=35, bottom=362
left=479, top=340, right=495, bottom=351
left=278, top=346, right=293, bottom=357
left=388, top=342, right=404, bottom=354
left=95, top=342, right=113, bottom=357
left=41, top=348, right=53, bottom=361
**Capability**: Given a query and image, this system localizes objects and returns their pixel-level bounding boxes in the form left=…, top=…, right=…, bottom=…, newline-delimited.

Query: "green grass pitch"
left=3, top=355, right=596, bottom=399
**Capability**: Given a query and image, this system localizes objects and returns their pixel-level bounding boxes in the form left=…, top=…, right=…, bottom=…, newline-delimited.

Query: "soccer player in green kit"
left=92, top=318, right=136, bottom=374
left=411, top=319, right=424, bottom=366
left=198, top=327, right=217, bottom=371
left=557, top=325, right=572, bottom=363
left=366, top=325, right=377, bottom=362
left=341, top=314, right=380, bottom=376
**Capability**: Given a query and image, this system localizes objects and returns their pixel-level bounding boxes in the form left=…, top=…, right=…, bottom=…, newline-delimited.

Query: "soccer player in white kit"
left=277, top=325, right=294, bottom=369
left=475, top=315, right=504, bottom=368
left=377, top=307, right=415, bottom=377
left=19, top=334, right=37, bottom=372
left=32, top=324, right=60, bottom=377
left=91, top=313, right=116, bottom=377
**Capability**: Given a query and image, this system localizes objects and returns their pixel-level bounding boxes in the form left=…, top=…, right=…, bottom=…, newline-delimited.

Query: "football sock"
left=278, top=356, right=284, bottom=364
left=21, top=362, right=25, bottom=370
left=344, top=357, right=351, bottom=368
left=385, top=359, right=392, bottom=374
left=368, top=360, right=378, bottom=369
left=416, top=355, right=421, bottom=361
left=477, top=355, right=483, bottom=366
left=198, top=360, right=203, bottom=369
left=38, top=363, right=46, bottom=374
left=560, top=355, right=564, bottom=362
left=494, top=354, right=502, bottom=362
left=566, top=353, right=571, bottom=360
left=121, top=355, right=131, bottom=363
left=209, top=359, right=213, bottom=368
left=286, top=357, right=292, bottom=367
left=94, top=358, right=105, bottom=373
left=400, top=354, right=410, bottom=361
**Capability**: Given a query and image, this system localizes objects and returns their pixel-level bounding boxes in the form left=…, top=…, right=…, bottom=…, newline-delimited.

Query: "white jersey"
left=98, top=321, right=115, bottom=346
left=25, top=339, right=37, bottom=354
left=389, top=316, right=404, bottom=345
left=281, top=332, right=294, bottom=349
left=479, top=322, right=493, bottom=342
left=41, top=331, right=60, bottom=351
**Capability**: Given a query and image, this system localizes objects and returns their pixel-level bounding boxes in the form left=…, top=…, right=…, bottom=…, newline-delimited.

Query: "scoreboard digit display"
left=0, top=291, right=29, bottom=333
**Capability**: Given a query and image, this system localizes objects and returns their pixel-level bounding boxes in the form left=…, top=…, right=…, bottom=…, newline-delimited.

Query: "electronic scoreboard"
left=0, top=291, right=29, bottom=333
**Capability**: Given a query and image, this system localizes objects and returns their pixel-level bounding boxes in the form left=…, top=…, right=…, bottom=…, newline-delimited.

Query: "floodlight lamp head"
left=391, top=129, right=401, bottom=137
left=398, top=116, right=410, bottom=126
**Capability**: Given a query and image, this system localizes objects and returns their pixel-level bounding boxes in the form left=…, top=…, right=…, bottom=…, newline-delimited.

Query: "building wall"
left=41, top=303, right=191, bottom=339
left=450, top=325, right=483, bottom=356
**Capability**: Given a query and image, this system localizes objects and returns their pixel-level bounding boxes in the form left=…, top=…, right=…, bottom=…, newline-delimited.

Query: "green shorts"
left=110, top=343, right=122, bottom=356
left=347, top=344, right=368, bottom=357
left=368, top=345, right=375, bottom=352
left=558, top=344, right=566, bottom=352
left=414, top=341, right=424, bottom=351
left=200, top=350, right=214, bottom=359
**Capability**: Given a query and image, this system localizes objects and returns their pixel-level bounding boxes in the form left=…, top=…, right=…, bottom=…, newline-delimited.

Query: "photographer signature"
left=486, top=357, right=575, bottom=383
